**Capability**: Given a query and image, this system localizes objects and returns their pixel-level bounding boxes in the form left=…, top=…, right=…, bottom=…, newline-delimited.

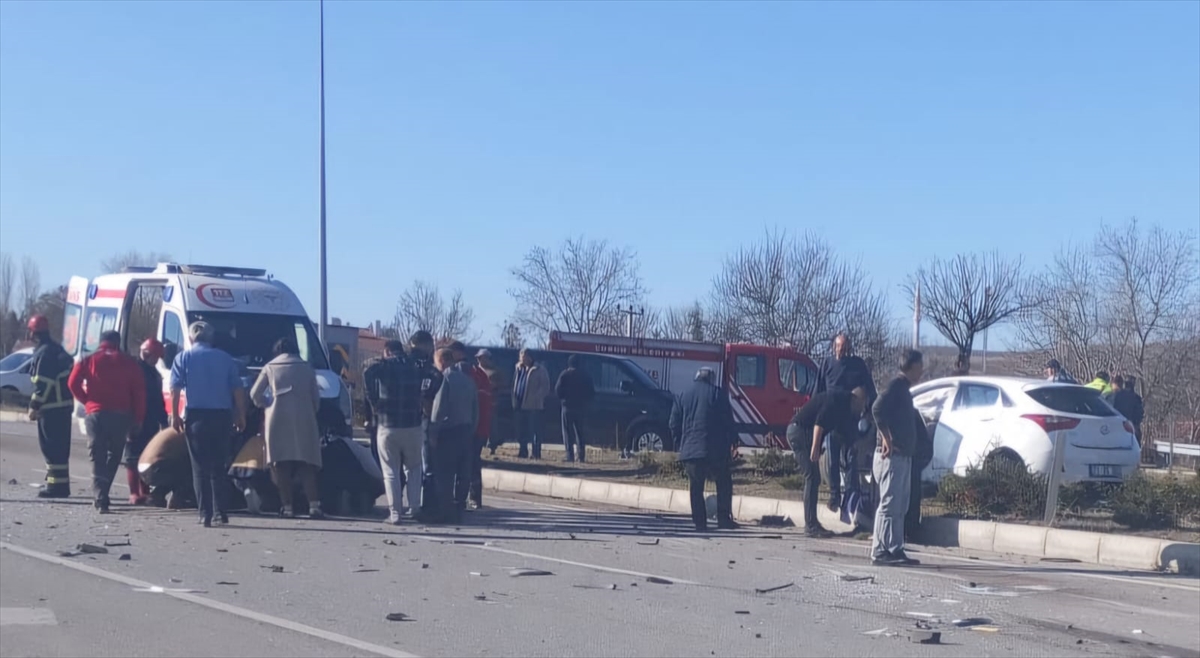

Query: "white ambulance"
left=63, top=263, right=352, bottom=436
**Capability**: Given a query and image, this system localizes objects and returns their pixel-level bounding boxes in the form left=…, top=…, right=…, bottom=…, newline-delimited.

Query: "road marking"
left=0, top=608, right=57, bottom=626
left=0, top=542, right=418, bottom=658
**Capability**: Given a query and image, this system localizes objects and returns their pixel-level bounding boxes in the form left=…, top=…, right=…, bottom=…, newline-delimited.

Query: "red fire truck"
left=548, top=331, right=818, bottom=449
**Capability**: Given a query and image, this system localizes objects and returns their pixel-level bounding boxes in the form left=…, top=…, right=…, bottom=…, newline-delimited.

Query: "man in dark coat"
left=554, top=354, right=594, bottom=463
left=670, top=367, right=737, bottom=531
left=1106, top=375, right=1145, bottom=445
left=814, top=333, right=877, bottom=510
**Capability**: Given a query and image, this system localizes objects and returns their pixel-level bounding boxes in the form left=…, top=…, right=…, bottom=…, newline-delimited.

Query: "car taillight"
left=1021, top=414, right=1081, bottom=433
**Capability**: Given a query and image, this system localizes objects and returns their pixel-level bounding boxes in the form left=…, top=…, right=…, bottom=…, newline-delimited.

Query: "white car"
left=0, top=348, right=36, bottom=398
left=912, top=376, right=1140, bottom=485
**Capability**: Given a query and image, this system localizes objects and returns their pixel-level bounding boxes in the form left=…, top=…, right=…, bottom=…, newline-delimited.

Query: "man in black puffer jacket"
left=670, top=367, right=737, bottom=531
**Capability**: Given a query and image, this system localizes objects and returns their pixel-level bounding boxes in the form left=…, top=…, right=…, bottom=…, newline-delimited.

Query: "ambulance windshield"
left=187, top=312, right=330, bottom=370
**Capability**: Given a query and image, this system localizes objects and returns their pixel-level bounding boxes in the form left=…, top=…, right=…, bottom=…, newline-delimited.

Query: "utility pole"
left=618, top=305, right=644, bottom=338
left=912, top=280, right=921, bottom=349
left=317, top=0, right=329, bottom=346
left=982, top=286, right=992, bottom=374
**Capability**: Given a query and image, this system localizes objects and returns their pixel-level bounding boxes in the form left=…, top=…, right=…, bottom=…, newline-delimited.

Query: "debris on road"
left=57, top=550, right=79, bottom=558
left=839, top=574, right=875, bottom=583
left=568, top=533, right=577, bottom=540
left=735, top=610, right=750, bottom=615
left=6, top=479, right=18, bottom=485
left=637, top=539, right=660, bottom=546
left=759, top=515, right=793, bottom=527
left=353, top=568, right=380, bottom=573
left=508, top=568, right=554, bottom=577
left=421, top=564, right=429, bottom=569
left=469, top=572, right=488, bottom=577
left=216, top=549, right=228, bottom=553
left=133, top=586, right=207, bottom=594
left=863, top=628, right=896, bottom=637
left=956, top=584, right=1018, bottom=597
left=754, top=633, right=762, bottom=639
left=216, top=581, right=238, bottom=586
left=474, top=594, right=488, bottom=601
left=385, top=613, right=414, bottom=622
left=169, top=578, right=182, bottom=583
left=382, top=539, right=398, bottom=546
left=261, top=565, right=285, bottom=573
left=754, top=582, right=794, bottom=594
left=970, top=626, right=1000, bottom=633
left=952, top=617, right=993, bottom=628
left=909, top=631, right=942, bottom=645
left=118, top=554, right=131, bottom=561
left=103, top=539, right=131, bottom=547
left=76, top=543, right=108, bottom=554
left=645, top=576, right=673, bottom=585
left=1131, top=629, right=1145, bottom=635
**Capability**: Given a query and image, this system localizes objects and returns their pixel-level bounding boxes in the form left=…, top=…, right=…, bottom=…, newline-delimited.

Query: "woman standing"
left=250, top=336, right=324, bottom=519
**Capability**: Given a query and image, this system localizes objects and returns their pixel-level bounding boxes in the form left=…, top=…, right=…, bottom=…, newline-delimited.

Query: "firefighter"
left=25, top=315, right=76, bottom=498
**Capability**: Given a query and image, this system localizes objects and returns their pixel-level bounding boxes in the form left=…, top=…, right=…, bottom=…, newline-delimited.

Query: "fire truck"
left=548, top=331, right=818, bottom=449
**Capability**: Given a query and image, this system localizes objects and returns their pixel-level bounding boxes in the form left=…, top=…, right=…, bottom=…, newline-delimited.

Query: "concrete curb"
left=481, top=467, right=1200, bottom=575
left=0, top=410, right=29, bottom=423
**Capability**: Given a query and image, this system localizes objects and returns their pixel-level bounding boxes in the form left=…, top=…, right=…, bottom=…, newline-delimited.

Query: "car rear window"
left=1025, top=386, right=1117, bottom=417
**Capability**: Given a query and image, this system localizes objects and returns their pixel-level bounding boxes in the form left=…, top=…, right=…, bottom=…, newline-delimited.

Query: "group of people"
left=1045, top=360, right=1145, bottom=441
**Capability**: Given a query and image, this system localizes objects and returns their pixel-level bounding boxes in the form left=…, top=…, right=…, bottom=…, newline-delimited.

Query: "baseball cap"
left=475, top=349, right=491, bottom=358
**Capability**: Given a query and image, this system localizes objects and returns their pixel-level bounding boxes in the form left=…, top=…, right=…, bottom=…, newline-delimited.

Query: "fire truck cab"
left=64, top=263, right=351, bottom=436
left=548, top=332, right=818, bottom=449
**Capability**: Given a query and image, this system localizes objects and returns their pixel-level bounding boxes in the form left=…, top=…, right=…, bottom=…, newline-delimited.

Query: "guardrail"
left=1155, top=441, right=1200, bottom=457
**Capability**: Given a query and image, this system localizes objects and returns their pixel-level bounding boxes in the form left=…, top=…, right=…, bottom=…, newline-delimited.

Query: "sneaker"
left=199, top=517, right=213, bottom=528
left=309, top=507, right=325, bottom=520
left=871, top=553, right=902, bottom=566
left=890, top=549, right=920, bottom=566
left=805, top=526, right=834, bottom=539
left=400, top=507, right=415, bottom=518
left=216, top=512, right=230, bottom=525
left=279, top=506, right=295, bottom=519
left=467, top=500, right=481, bottom=511
left=386, top=512, right=402, bottom=525
left=94, top=500, right=111, bottom=514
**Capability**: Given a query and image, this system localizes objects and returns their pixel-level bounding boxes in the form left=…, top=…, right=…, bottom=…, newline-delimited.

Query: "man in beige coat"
left=512, top=348, right=550, bottom=459
left=250, top=336, right=324, bottom=519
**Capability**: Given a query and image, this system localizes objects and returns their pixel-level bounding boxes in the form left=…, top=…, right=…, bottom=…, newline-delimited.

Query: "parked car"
left=912, top=376, right=1140, bottom=484
left=0, top=348, right=36, bottom=398
left=468, top=346, right=676, bottom=452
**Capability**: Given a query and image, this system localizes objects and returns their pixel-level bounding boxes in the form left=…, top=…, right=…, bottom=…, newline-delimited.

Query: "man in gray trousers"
left=869, top=349, right=924, bottom=567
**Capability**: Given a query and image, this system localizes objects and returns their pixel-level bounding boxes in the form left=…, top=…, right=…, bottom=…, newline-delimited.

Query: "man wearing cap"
left=170, top=321, right=247, bottom=528
left=1044, top=359, right=1078, bottom=384
left=25, top=315, right=76, bottom=498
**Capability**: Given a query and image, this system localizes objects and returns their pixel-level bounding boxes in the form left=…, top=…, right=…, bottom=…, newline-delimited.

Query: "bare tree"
left=391, top=280, right=476, bottom=343
left=508, top=237, right=647, bottom=341
left=904, top=251, right=1036, bottom=369
left=709, top=230, right=893, bottom=357
left=18, top=256, right=40, bottom=317
left=655, top=302, right=707, bottom=342
left=100, top=250, right=173, bottom=273
left=500, top=321, right=525, bottom=349
left=0, top=252, right=14, bottom=322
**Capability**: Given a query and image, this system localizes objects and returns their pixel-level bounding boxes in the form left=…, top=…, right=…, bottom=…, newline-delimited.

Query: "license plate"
left=1089, top=464, right=1121, bottom=478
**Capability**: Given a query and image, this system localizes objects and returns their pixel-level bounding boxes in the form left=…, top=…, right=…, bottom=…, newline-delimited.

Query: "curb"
left=480, top=467, right=1200, bottom=575
left=0, top=410, right=29, bottom=423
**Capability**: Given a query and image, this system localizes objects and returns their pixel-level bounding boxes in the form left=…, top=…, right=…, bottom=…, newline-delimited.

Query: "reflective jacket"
left=28, top=339, right=75, bottom=412
left=1084, top=378, right=1113, bottom=396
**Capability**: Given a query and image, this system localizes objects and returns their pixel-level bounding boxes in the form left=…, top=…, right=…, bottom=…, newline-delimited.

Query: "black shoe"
left=871, top=553, right=902, bottom=566
left=94, top=500, right=110, bottom=514
left=199, top=517, right=212, bottom=528
left=693, top=524, right=709, bottom=532
left=805, top=526, right=834, bottom=539
left=36, top=485, right=70, bottom=499
left=826, top=497, right=840, bottom=513
left=890, top=549, right=920, bottom=566
left=717, top=519, right=740, bottom=530
left=517, top=451, right=529, bottom=459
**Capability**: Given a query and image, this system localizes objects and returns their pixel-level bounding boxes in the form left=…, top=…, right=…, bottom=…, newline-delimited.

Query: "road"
left=1, top=420, right=1198, bottom=658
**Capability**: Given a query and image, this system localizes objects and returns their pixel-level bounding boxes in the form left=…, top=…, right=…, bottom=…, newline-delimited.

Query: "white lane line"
left=0, top=542, right=418, bottom=658
left=0, top=608, right=57, bottom=626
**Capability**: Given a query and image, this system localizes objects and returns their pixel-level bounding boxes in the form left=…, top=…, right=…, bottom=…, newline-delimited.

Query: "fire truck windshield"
left=187, top=312, right=330, bottom=370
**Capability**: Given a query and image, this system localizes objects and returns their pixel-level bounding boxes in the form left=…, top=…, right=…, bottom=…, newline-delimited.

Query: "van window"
left=954, top=384, right=1001, bottom=410
left=592, top=360, right=628, bottom=394
left=62, top=304, right=83, bottom=355
left=162, top=312, right=184, bottom=352
left=735, top=355, right=765, bottom=388
left=778, top=358, right=816, bottom=394
left=82, top=308, right=118, bottom=355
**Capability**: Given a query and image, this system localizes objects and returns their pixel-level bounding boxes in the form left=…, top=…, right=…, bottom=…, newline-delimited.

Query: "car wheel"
left=627, top=421, right=669, bottom=453
left=983, top=448, right=1026, bottom=475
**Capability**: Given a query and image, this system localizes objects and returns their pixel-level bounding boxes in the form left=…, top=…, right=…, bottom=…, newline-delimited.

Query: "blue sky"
left=1, top=0, right=1197, bottom=345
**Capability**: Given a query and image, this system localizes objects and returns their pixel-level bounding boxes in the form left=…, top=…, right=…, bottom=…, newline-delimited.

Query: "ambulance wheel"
left=627, top=421, right=670, bottom=453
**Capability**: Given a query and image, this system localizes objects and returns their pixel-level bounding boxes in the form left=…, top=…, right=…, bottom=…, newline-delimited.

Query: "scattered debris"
left=12, top=521, right=21, bottom=525
left=970, top=626, right=1000, bottom=633
left=754, top=582, right=795, bottom=594
left=103, top=539, right=131, bottom=547
left=754, top=633, right=762, bottom=639
left=759, top=515, right=793, bottom=528
left=508, top=568, right=554, bottom=577
left=57, top=550, right=79, bottom=558
left=839, top=574, right=875, bottom=583
left=474, top=594, right=488, bottom=601
left=909, top=631, right=941, bottom=645
left=735, top=610, right=750, bottom=615
left=637, top=539, right=660, bottom=546
left=421, top=564, right=429, bottom=569
left=261, top=565, right=285, bottom=573
left=953, top=617, right=994, bottom=628
left=1131, top=629, right=1144, bottom=635
left=169, top=578, right=182, bottom=583
left=939, top=599, right=961, bottom=604
left=469, top=572, right=488, bottom=577
left=76, top=543, right=108, bottom=555
left=383, top=539, right=398, bottom=546
left=906, top=612, right=938, bottom=619
left=353, top=568, right=379, bottom=573
left=728, top=560, right=736, bottom=565
left=956, top=584, right=1018, bottom=597
left=385, top=613, right=414, bottom=622
left=215, top=549, right=228, bottom=553
left=609, top=583, right=617, bottom=590
left=645, top=576, right=673, bottom=585
left=118, top=554, right=131, bottom=561
left=568, top=533, right=577, bottom=540
left=216, top=581, right=238, bottom=586
left=6, top=478, right=17, bottom=485
left=863, top=628, right=894, bottom=637
left=913, top=620, right=934, bottom=630
left=133, top=586, right=207, bottom=594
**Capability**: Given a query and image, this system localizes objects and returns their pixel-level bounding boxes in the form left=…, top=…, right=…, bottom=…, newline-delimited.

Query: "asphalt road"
left=1, top=421, right=1198, bottom=658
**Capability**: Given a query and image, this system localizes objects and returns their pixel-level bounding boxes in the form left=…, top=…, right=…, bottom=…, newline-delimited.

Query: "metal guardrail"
left=1154, top=441, right=1200, bottom=457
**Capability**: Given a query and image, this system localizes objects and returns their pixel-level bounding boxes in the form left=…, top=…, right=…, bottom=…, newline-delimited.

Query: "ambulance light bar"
left=153, top=263, right=269, bottom=278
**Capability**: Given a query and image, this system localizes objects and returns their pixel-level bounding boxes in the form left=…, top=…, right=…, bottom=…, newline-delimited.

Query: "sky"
left=1, top=0, right=1197, bottom=346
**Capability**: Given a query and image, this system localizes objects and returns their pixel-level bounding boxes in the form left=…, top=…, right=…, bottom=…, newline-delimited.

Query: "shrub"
left=1111, top=474, right=1200, bottom=530
left=750, top=448, right=797, bottom=477
left=778, top=475, right=805, bottom=490
left=638, top=452, right=686, bottom=479
left=935, top=458, right=1047, bottom=520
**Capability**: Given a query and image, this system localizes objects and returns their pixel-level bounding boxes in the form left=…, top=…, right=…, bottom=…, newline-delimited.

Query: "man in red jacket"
left=68, top=331, right=146, bottom=513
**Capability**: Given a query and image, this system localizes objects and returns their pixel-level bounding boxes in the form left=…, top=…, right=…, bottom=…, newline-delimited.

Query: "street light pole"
left=318, top=0, right=328, bottom=346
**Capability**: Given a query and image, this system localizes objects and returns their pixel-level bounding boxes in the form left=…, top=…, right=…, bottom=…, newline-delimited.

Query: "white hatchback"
left=0, top=348, right=36, bottom=398
left=912, top=376, right=1140, bottom=485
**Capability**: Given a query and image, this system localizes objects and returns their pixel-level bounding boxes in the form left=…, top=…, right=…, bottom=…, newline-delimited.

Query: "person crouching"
left=250, top=337, right=325, bottom=519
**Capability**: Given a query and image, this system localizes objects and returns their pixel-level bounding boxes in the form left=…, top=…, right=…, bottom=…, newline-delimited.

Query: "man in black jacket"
left=670, top=367, right=737, bottom=531
left=786, top=388, right=866, bottom=538
left=870, top=349, right=924, bottom=567
left=814, top=333, right=877, bottom=510
left=1107, top=375, right=1145, bottom=445
left=363, top=340, right=426, bottom=525
left=554, top=355, right=594, bottom=463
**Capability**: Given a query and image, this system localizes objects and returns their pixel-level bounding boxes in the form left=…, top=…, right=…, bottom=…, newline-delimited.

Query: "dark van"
left=468, top=347, right=676, bottom=453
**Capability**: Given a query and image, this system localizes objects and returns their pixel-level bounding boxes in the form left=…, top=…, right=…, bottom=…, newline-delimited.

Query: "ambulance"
left=63, top=263, right=352, bottom=437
